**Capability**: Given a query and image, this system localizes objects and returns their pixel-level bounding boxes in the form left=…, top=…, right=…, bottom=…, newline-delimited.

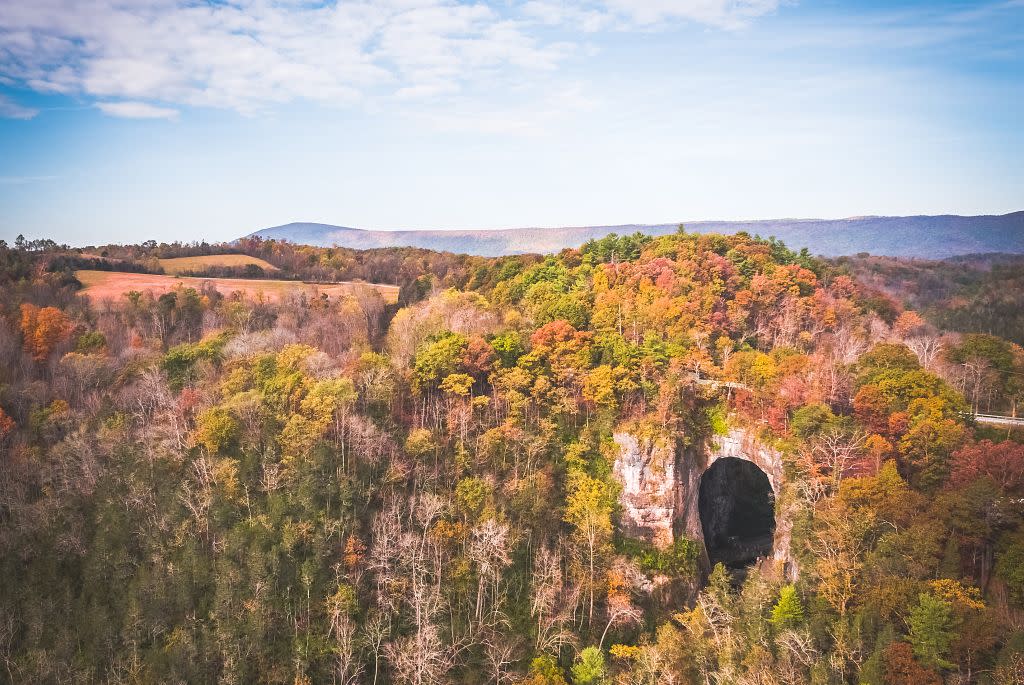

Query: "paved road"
left=974, top=413, right=1024, bottom=428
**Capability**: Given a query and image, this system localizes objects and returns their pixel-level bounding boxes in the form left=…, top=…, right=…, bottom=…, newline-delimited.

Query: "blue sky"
left=1, top=0, right=1022, bottom=246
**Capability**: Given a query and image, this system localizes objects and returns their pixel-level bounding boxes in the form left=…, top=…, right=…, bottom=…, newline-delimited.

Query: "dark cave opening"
left=698, top=457, right=775, bottom=572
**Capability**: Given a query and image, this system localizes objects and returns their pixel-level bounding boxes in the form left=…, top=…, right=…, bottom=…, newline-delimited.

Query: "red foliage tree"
left=853, top=385, right=890, bottom=435
left=949, top=440, right=1024, bottom=494
left=461, top=336, right=496, bottom=379
left=530, top=319, right=588, bottom=351
left=883, top=642, right=941, bottom=685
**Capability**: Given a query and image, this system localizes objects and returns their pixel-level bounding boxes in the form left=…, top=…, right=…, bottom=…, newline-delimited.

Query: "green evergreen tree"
left=571, top=647, right=607, bottom=685
left=770, top=584, right=805, bottom=629
left=707, top=563, right=732, bottom=604
left=908, top=593, right=956, bottom=669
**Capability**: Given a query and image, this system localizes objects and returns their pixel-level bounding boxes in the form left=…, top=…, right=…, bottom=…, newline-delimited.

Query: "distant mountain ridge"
left=246, top=211, right=1024, bottom=258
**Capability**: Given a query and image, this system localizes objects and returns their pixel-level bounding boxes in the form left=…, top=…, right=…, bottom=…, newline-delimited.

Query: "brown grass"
left=158, top=254, right=280, bottom=275
left=75, top=270, right=400, bottom=305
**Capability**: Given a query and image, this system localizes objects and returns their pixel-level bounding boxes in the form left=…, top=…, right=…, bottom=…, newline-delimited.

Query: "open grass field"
left=75, top=270, right=400, bottom=304
left=158, top=254, right=280, bottom=274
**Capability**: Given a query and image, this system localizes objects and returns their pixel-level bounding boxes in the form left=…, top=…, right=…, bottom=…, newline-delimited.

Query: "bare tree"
left=364, top=611, right=391, bottom=685
left=384, top=582, right=448, bottom=685
left=468, top=518, right=512, bottom=623
left=811, top=430, right=867, bottom=485
left=327, top=610, right=363, bottom=685
left=0, top=610, right=16, bottom=684
left=413, top=492, right=446, bottom=554
left=775, top=629, right=818, bottom=685
left=530, top=546, right=563, bottom=651
left=369, top=501, right=404, bottom=616
left=481, top=631, right=519, bottom=685
left=905, top=334, right=944, bottom=371
left=955, top=358, right=1000, bottom=414
left=598, top=558, right=644, bottom=649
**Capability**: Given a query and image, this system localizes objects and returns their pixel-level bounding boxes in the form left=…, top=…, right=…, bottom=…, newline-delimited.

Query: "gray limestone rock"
left=612, top=426, right=798, bottom=580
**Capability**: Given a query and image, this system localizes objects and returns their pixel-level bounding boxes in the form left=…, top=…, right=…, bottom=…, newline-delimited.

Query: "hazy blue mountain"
left=247, top=211, right=1024, bottom=258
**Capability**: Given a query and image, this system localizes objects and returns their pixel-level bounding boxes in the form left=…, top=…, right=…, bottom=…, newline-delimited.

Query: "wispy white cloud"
left=522, top=0, right=781, bottom=30
left=521, top=1, right=612, bottom=32
left=0, top=0, right=561, bottom=115
left=600, top=0, right=780, bottom=28
left=96, top=100, right=178, bottom=119
left=0, top=0, right=779, bottom=117
left=0, top=93, right=37, bottom=119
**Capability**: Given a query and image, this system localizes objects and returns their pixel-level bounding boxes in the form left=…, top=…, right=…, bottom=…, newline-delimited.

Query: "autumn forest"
left=1, top=229, right=1023, bottom=685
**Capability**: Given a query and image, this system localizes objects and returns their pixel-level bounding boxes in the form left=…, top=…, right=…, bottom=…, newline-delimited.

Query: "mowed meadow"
left=158, top=253, right=280, bottom=275
left=75, top=269, right=400, bottom=304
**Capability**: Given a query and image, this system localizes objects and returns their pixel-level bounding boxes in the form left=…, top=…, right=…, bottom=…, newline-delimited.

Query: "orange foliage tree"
left=19, top=303, right=72, bottom=362
left=0, top=407, right=15, bottom=442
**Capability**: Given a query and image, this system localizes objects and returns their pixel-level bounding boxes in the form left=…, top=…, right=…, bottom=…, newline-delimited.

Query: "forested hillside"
left=833, top=253, right=1024, bottom=346
left=1, top=230, right=1023, bottom=684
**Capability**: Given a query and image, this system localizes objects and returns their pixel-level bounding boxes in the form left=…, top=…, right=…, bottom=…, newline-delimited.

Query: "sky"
left=0, top=0, right=1022, bottom=246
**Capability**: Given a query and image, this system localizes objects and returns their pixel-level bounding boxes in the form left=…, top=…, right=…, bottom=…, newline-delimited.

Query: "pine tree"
left=770, top=585, right=805, bottom=629
left=908, top=592, right=956, bottom=670
left=571, top=647, right=607, bottom=685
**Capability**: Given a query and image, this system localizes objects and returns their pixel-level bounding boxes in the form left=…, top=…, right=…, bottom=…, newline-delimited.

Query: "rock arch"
left=678, top=429, right=790, bottom=575
left=698, top=457, right=775, bottom=570
left=613, top=427, right=796, bottom=580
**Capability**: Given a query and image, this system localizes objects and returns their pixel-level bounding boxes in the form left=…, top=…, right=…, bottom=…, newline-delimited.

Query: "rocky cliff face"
left=612, top=432, right=677, bottom=549
left=613, top=426, right=797, bottom=579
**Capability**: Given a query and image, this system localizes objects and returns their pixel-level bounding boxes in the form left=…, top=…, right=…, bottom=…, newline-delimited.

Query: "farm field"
left=158, top=253, right=279, bottom=274
left=75, top=270, right=399, bottom=304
